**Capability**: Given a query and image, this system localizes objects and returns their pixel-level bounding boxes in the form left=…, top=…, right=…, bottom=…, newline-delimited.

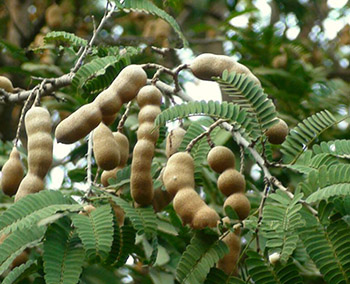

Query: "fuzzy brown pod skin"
left=15, top=107, right=52, bottom=202
left=130, top=86, right=162, bottom=206
left=165, top=127, right=186, bottom=158
left=15, top=174, right=44, bottom=202
left=101, top=131, right=129, bottom=186
left=55, top=103, right=102, bottom=144
left=207, top=146, right=235, bottom=173
left=0, top=76, right=14, bottom=92
left=152, top=187, right=172, bottom=212
left=45, top=4, right=63, bottom=28
left=265, top=119, right=289, bottom=145
left=1, top=147, right=24, bottom=196
left=55, top=65, right=147, bottom=144
left=112, top=203, right=125, bottom=227
left=224, top=193, right=251, bottom=220
left=217, top=169, right=246, bottom=196
left=93, top=123, right=120, bottom=170
left=190, top=53, right=260, bottom=86
left=163, top=152, right=220, bottom=229
left=218, top=231, right=241, bottom=275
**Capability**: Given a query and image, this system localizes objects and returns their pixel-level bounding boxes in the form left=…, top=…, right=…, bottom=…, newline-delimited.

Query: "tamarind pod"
left=45, top=4, right=63, bottom=28
left=112, top=203, right=125, bottom=227
left=162, top=152, right=195, bottom=197
left=130, top=140, right=155, bottom=205
left=15, top=173, right=44, bottom=202
left=55, top=103, right=102, bottom=144
left=192, top=207, right=220, bottom=229
left=102, top=113, right=118, bottom=125
left=165, top=127, right=186, bottom=158
left=93, top=123, right=120, bottom=170
left=1, top=147, right=24, bottom=196
left=25, top=107, right=53, bottom=179
left=15, top=107, right=52, bottom=202
left=137, top=122, right=160, bottom=142
left=207, top=146, right=235, bottom=174
left=113, top=132, right=129, bottom=166
left=190, top=53, right=260, bottom=86
left=101, top=132, right=129, bottom=186
left=152, top=187, right=172, bottom=212
left=217, top=169, right=245, bottom=196
left=224, top=193, right=251, bottom=220
left=265, top=118, right=289, bottom=145
left=218, top=231, right=241, bottom=275
left=96, top=65, right=147, bottom=115
left=101, top=167, right=120, bottom=187
left=130, top=86, right=162, bottom=206
left=173, top=188, right=204, bottom=225
left=56, top=65, right=147, bottom=144
left=0, top=76, right=14, bottom=92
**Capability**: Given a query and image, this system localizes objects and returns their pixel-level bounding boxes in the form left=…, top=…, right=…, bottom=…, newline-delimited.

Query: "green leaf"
left=71, top=205, right=114, bottom=261
left=114, top=0, right=188, bottom=47
left=110, top=196, right=157, bottom=238
left=281, top=110, right=338, bottom=164
left=204, top=268, right=245, bottom=284
left=215, top=71, right=278, bottom=139
left=44, top=31, right=88, bottom=47
left=43, top=218, right=85, bottom=284
left=0, top=226, right=45, bottom=275
left=299, top=217, right=350, bottom=283
left=176, top=232, right=229, bottom=284
left=2, top=260, right=36, bottom=284
left=0, top=190, right=74, bottom=236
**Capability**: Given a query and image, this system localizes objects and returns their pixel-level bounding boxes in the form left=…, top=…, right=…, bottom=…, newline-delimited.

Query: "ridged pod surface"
left=163, top=152, right=219, bottom=229
left=0, top=76, right=14, bottom=92
left=101, top=131, right=129, bottom=187
left=165, top=127, right=186, bottom=158
left=55, top=65, right=147, bottom=144
left=15, top=107, right=53, bottom=202
left=130, top=86, right=162, bottom=206
left=93, top=123, right=120, bottom=170
left=265, top=119, right=289, bottom=145
left=217, top=231, right=241, bottom=275
left=1, top=147, right=24, bottom=196
left=190, top=53, right=260, bottom=86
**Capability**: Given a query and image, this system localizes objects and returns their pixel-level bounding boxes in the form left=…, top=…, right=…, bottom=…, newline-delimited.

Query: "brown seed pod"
left=265, top=119, right=289, bottom=145
left=100, top=131, right=130, bottom=187
left=152, top=187, right=172, bottom=212
left=223, top=193, right=251, bottom=220
left=15, top=107, right=52, bottom=202
left=163, top=152, right=220, bottom=229
left=1, top=147, right=24, bottom=196
left=217, top=169, right=245, bottom=196
left=15, top=174, right=45, bottom=202
left=130, top=86, right=162, bottom=206
left=112, top=203, right=125, bottom=227
left=55, top=65, right=147, bottom=144
left=45, top=4, right=63, bottom=28
left=0, top=76, right=14, bottom=92
left=93, top=123, right=120, bottom=170
left=207, top=146, right=235, bottom=173
left=165, top=127, right=186, bottom=158
left=55, top=103, right=102, bottom=144
left=218, top=231, right=241, bottom=275
left=190, top=53, right=260, bottom=86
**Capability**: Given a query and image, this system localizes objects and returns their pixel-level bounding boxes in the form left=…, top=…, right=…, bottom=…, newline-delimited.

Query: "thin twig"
left=83, top=132, right=94, bottom=199
left=117, top=101, right=132, bottom=132
left=185, top=119, right=227, bottom=152
left=255, top=179, right=270, bottom=253
left=14, top=86, right=38, bottom=146
left=239, top=145, right=245, bottom=174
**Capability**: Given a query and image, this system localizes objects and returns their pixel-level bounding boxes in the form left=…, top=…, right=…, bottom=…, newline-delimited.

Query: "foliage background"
left=0, top=0, right=350, bottom=283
